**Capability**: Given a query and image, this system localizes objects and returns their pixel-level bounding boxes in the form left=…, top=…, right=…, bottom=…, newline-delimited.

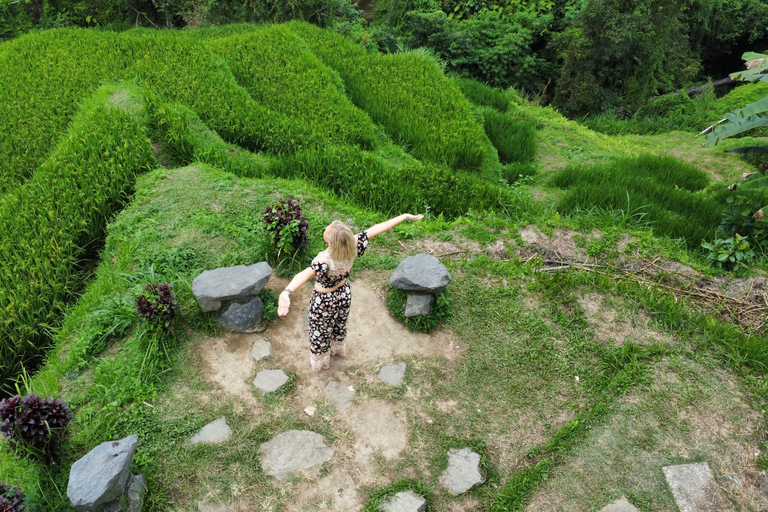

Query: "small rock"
left=68, top=435, right=139, bottom=509
left=123, top=475, right=146, bottom=512
left=379, top=490, right=427, bottom=512
left=441, top=447, right=485, bottom=495
left=217, top=296, right=263, bottom=332
left=190, top=417, right=232, bottom=446
left=326, top=381, right=354, bottom=411
left=253, top=369, right=290, bottom=394
left=404, top=294, right=433, bottom=317
left=599, top=496, right=640, bottom=512
left=198, top=501, right=227, bottom=512
left=390, top=254, right=452, bottom=293
left=259, top=430, right=334, bottom=480
left=663, top=462, right=714, bottom=512
left=378, top=363, right=406, bottom=386
left=250, top=339, right=273, bottom=361
left=304, top=406, right=316, bottom=417
left=192, top=262, right=272, bottom=312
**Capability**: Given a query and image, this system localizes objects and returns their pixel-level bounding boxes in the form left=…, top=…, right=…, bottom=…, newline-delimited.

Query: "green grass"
left=481, top=107, right=537, bottom=165
left=453, top=77, right=510, bottom=112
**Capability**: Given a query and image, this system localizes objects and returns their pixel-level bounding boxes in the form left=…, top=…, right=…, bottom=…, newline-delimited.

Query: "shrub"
left=0, top=482, right=24, bottom=512
left=135, top=282, right=177, bottom=330
left=702, top=235, right=755, bottom=273
left=261, top=289, right=279, bottom=322
left=386, top=288, right=453, bottom=333
left=0, top=394, right=72, bottom=463
left=262, top=199, right=311, bottom=254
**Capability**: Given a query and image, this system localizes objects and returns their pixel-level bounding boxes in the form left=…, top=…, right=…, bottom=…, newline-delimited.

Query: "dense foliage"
left=0, top=482, right=25, bottom=512
left=262, top=199, right=311, bottom=253
left=0, top=394, right=72, bottom=462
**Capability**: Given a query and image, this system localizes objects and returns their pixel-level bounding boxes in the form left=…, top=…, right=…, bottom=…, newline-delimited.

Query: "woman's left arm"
left=366, top=213, right=424, bottom=239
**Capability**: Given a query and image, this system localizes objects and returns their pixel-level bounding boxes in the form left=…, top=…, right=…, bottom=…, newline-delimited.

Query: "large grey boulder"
left=192, top=262, right=272, bottom=312
left=217, top=296, right=263, bottom=332
left=599, top=497, right=640, bottom=512
left=404, top=294, right=433, bottom=317
left=68, top=435, right=139, bottom=510
left=379, top=490, right=427, bottom=512
left=390, top=254, right=451, bottom=293
left=189, top=417, right=232, bottom=446
left=259, top=430, right=334, bottom=480
left=663, top=462, right=715, bottom=512
left=378, top=363, right=406, bottom=386
left=441, top=447, right=485, bottom=495
left=253, top=369, right=290, bottom=394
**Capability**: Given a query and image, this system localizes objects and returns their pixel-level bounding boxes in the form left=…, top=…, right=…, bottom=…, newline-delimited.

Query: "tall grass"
left=551, top=156, right=720, bottom=247
left=482, top=108, right=537, bottom=165
left=0, top=84, right=155, bottom=394
left=202, top=24, right=377, bottom=149
left=0, top=27, right=319, bottom=192
left=287, top=21, right=490, bottom=172
left=454, top=77, right=510, bottom=112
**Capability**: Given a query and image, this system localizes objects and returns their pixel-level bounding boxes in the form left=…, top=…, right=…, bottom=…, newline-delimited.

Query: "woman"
left=278, top=213, right=424, bottom=371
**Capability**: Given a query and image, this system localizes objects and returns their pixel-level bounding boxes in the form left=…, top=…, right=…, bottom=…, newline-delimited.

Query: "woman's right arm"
left=278, top=266, right=316, bottom=317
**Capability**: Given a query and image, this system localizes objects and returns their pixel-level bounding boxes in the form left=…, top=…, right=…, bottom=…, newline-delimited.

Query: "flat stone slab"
left=68, top=434, right=138, bottom=509
left=250, top=339, right=273, bottom=361
left=198, top=501, right=227, bottom=512
left=326, top=381, right=354, bottom=410
left=378, top=363, right=406, bottom=386
left=379, top=490, right=427, bottom=512
left=259, top=430, right=334, bottom=480
left=217, top=296, right=263, bottom=332
left=663, top=462, right=714, bottom=512
left=441, top=447, right=485, bottom=495
left=193, top=262, right=272, bottom=312
left=599, top=497, right=640, bottom=512
left=253, top=369, right=289, bottom=394
left=404, top=294, right=433, bottom=317
left=390, top=254, right=452, bottom=293
left=190, top=417, right=232, bottom=446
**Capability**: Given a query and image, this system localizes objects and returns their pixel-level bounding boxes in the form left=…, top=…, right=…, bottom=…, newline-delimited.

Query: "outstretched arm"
left=277, top=266, right=315, bottom=317
left=366, top=213, right=424, bottom=239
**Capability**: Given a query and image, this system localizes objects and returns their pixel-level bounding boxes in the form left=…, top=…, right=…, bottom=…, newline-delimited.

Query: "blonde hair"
left=327, top=221, right=356, bottom=266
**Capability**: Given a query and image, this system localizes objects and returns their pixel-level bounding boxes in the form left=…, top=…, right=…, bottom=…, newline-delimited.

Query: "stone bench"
left=192, top=262, right=272, bottom=332
left=389, top=254, right=452, bottom=317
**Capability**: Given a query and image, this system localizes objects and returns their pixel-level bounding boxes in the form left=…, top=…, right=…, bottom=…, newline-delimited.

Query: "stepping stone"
left=404, top=294, right=433, bottom=317
left=253, top=369, right=289, bottom=394
left=326, top=381, right=354, bottom=411
left=189, top=417, right=232, bottom=446
left=68, top=435, right=139, bottom=509
left=192, top=262, right=272, bottom=312
left=663, top=462, right=714, bottom=512
left=379, top=490, right=427, bottom=512
left=217, top=296, right=263, bottom=332
left=390, top=254, right=452, bottom=293
left=259, top=430, right=334, bottom=480
left=250, top=339, right=273, bottom=361
left=198, top=501, right=227, bottom=512
left=599, top=497, right=640, bottom=512
left=441, top=447, right=485, bottom=495
left=378, top=363, right=406, bottom=386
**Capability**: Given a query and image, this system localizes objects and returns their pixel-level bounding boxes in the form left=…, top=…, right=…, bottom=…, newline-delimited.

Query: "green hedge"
left=287, top=21, right=490, bottom=171
left=0, top=27, right=319, bottom=192
left=0, top=84, right=155, bottom=394
left=203, top=24, right=376, bottom=149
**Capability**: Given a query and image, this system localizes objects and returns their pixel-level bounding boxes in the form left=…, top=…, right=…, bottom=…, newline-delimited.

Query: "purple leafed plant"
left=135, top=282, right=177, bottom=330
left=0, top=394, right=72, bottom=464
left=0, top=482, right=25, bottom=512
left=262, top=199, right=309, bottom=251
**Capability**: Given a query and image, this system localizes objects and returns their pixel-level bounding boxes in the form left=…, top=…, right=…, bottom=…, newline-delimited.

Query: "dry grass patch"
left=524, top=356, right=766, bottom=511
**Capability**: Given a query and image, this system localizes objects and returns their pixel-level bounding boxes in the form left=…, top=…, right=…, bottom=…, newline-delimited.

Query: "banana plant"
left=702, top=52, right=768, bottom=212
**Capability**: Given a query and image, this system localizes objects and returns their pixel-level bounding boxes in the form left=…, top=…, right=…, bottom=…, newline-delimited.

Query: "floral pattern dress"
left=307, top=231, right=369, bottom=370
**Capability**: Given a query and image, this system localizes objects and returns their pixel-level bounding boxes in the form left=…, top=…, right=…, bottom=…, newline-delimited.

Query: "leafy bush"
left=261, top=289, right=279, bottom=322
left=386, top=288, right=453, bottom=333
left=288, top=21, right=489, bottom=171
left=0, top=394, right=72, bottom=463
left=0, top=482, right=25, bottom=512
left=453, top=77, right=510, bottom=112
left=701, top=235, right=755, bottom=273
left=135, top=282, right=178, bottom=330
left=262, top=199, right=311, bottom=254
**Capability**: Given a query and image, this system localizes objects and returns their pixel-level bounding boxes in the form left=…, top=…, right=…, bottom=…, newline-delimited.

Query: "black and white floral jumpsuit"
left=307, top=231, right=368, bottom=370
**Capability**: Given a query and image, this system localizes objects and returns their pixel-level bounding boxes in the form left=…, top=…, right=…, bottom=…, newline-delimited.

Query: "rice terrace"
left=4, top=1, right=768, bottom=510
